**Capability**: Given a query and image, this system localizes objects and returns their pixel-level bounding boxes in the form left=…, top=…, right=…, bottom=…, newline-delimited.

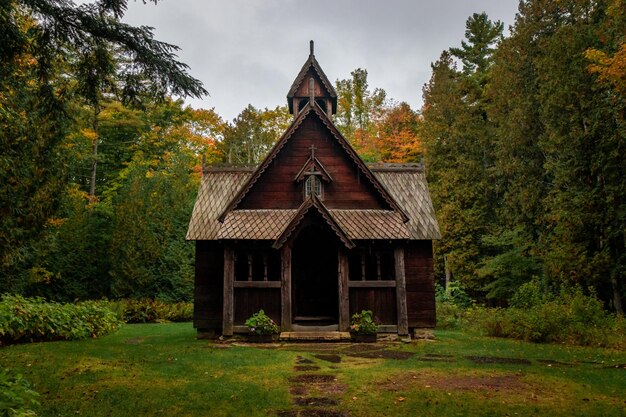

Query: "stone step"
left=280, top=331, right=351, bottom=342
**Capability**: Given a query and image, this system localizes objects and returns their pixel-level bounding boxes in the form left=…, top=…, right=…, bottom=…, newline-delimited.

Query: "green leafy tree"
left=421, top=13, right=503, bottom=295
left=1, top=0, right=206, bottom=287
left=220, top=105, right=289, bottom=165
left=335, top=68, right=387, bottom=160
left=488, top=0, right=625, bottom=313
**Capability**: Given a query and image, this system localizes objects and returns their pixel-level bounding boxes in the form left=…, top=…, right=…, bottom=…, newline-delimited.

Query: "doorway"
left=291, top=222, right=338, bottom=326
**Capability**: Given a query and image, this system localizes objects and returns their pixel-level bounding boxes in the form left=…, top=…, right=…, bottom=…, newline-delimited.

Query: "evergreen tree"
left=421, top=13, right=503, bottom=295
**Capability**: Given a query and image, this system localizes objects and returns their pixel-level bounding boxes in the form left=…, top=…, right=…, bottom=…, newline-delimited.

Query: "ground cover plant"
left=436, top=282, right=626, bottom=350
left=106, top=299, right=193, bottom=324
left=0, top=295, right=122, bottom=346
left=1, top=323, right=624, bottom=417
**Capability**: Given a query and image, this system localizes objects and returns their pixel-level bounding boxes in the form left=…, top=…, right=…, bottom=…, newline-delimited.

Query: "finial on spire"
left=310, top=40, right=314, bottom=56
left=309, top=77, right=315, bottom=103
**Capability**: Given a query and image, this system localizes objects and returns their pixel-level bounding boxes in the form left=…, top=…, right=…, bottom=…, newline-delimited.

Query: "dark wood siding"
left=238, top=114, right=389, bottom=210
left=193, top=241, right=224, bottom=331
left=349, top=288, right=397, bottom=325
left=234, top=288, right=281, bottom=325
left=404, top=241, right=436, bottom=328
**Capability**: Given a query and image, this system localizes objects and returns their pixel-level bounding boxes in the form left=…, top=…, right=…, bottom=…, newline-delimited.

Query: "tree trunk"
left=89, top=105, right=100, bottom=197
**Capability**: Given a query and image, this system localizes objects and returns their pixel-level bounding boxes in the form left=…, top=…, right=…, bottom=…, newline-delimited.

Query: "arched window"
left=304, top=175, right=323, bottom=199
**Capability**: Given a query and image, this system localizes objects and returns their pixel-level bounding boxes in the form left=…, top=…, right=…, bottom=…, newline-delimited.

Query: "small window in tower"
left=298, top=99, right=308, bottom=113
left=315, top=99, right=327, bottom=113
left=304, top=175, right=323, bottom=199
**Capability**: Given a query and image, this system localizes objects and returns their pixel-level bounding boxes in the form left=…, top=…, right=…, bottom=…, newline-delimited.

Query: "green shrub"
left=463, top=287, right=625, bottom=348
left=245, top=310, right=279, bottom=335
left=349, top=310, right=379, bottom=335
left=0, top=368, right=39, bottom=417
left=107, top=299, right=193, bottom=323
left=435, top=282, right=473, bottom=308
left=0, top=295, right=122, bottom=345
left=436, top=301, right=465, bottom=329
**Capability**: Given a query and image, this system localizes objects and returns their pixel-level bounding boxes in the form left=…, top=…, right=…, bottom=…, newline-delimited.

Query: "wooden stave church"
left=186, top=41, right=440, bottom=338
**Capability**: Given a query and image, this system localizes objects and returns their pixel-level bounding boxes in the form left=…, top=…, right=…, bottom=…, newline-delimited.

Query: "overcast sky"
left=120, top=0, right=520, bottom=121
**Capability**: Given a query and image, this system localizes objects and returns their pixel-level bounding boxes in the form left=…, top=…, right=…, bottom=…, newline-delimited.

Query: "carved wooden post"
left=223, top=246, right=235, bottom=336
left=281, top=245, right=292, bottom=332
left=338, top=251, right=350, bottom=331
left=394, top=247, right=409, bottom=336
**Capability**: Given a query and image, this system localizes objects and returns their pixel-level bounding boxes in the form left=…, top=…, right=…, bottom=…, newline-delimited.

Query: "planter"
left=351, top=333, right=377, bottom=343
left=246, top=334, right=276, bottom=343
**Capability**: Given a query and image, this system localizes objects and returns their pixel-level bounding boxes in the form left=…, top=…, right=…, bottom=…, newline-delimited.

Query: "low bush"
left=435, top=282, right=473, bottom=330
left=0, top=368, right=40, bottom=417
left=0, top=295, right=122, bottom=346
left=436, top=301, right=465, bottom=329
left=245, top=310, right=279, bottom=335
left=349, top=310, right=379, bottom=335
left=463, top=287, right=626, bottom=349
left=107, top=299, right=193, bottom=323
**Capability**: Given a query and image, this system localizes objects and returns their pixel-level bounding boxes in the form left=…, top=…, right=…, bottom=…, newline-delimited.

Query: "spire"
left=286, top=40, right=337, bottom=115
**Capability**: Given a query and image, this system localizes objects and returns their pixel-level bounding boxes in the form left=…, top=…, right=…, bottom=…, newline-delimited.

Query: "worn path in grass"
left=1, top=323, right=625, bottom=417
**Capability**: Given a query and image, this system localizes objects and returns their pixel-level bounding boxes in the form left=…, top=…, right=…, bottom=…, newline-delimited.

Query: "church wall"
left=193, top=241, right=224, bottom=332
left=404, top=241, right=436, bottom=328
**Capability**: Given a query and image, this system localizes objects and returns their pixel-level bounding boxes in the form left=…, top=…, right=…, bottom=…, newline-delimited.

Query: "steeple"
left=287, top=40, right=337, bottom=117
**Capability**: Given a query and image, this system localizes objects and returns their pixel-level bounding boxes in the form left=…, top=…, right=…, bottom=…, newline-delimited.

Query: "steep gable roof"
left=287, top=42, right=337, bottom=114
left=218, top=100, right=408, bottom=222
left=272, top=195, right=355, bottom=250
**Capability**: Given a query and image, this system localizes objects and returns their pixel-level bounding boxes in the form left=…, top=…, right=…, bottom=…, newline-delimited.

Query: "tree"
left=421, top=13, right=503, bottom=296
left=486, top=0, right=625, bottom=313
left=108, top=102, right=217, bottom=301
left=335, top=68, right=387, bottom=160
left=376, top=102, right=422, bottom=163
left=0, top=0, right=207, bottom=284
left=220, top=105, right=289, bottom=165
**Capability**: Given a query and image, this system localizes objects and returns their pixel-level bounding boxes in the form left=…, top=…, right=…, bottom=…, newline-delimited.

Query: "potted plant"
left=349, top=310, right=379, bottom=342
left=245, top=309, right=279, bottom=342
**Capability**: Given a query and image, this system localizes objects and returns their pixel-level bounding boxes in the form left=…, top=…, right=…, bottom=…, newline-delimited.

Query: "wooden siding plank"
left=338, top=251, right=349, bottom=331
left=222, top=247, right=235, bottom=336
left=395, top=247, right=409, bottom=336
left=281, top=245, right=292, bottom=331
left=234, top=281, right=281, bottom=288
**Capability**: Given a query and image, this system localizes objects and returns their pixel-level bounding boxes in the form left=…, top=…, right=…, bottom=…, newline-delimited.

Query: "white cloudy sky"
left=119, top=0, right=520, bottom=121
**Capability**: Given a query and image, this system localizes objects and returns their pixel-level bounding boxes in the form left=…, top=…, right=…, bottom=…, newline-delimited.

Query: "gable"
left=287, top=49, right=337, bottom=114
left=235, top=107, right=392, bottom=211
left=294, top=68, right=329, bottom=98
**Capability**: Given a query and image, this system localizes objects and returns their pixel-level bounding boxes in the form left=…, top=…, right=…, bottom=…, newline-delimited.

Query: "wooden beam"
left=395, top=247, right=409, bottom=336
left=348, top=280, right=396, bottom=288
left=233, top=325, right=250, bottom=334
left=281, top=245, right=292, bottom=331
left=378, top=325, right=398, bottom=333
left=223, top=247, right=235, bottom=336
left=338, top=251, right=350, bottom=331
left=233, top=281, right=281, bottom=288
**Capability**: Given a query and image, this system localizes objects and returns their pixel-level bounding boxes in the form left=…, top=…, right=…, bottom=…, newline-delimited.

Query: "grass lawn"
left=1, top=323, right=625, bottom=417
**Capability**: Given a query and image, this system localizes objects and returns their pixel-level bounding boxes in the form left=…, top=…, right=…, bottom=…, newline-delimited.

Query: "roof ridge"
left=368, top=162, right=425, bottom=173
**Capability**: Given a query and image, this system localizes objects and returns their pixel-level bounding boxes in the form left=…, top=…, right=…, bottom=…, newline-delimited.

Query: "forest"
left=1, top=0, right=624, bottom=316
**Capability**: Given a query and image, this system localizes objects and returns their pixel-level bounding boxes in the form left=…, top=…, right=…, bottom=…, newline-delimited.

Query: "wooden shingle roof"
left=186, top=163, right=440, bottom=241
